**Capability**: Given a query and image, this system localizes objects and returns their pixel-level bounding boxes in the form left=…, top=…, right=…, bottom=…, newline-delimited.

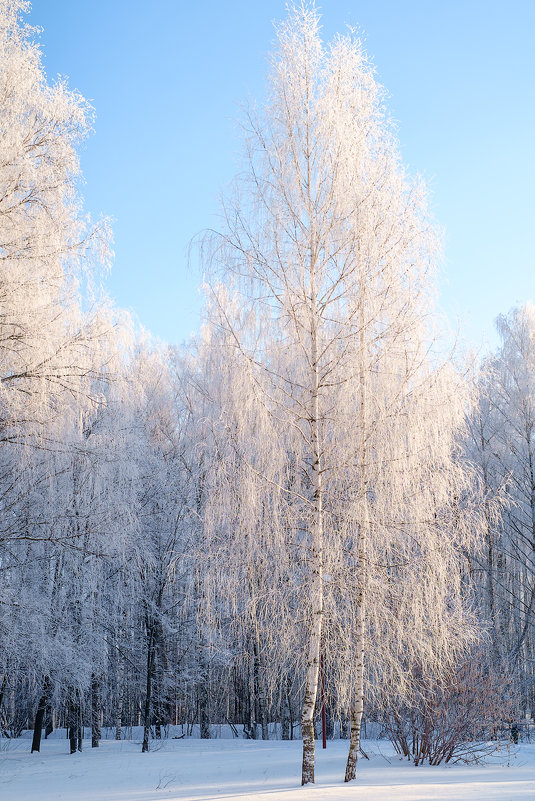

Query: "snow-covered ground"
left=1, top=734, right=534, bottom=801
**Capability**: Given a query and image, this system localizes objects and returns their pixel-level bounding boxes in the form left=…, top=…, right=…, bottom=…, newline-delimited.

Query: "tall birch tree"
left=203, top=2, right=483, bottom=784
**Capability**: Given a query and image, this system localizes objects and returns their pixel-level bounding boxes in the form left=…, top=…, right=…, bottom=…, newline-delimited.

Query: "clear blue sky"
left=29, top=1, right=535, bottom=352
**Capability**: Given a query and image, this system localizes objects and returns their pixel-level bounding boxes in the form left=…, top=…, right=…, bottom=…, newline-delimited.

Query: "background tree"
left=468, top=304, right=535, bottom=718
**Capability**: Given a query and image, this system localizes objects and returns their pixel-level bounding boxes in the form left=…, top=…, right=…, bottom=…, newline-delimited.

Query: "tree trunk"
left=69, top=721, right=77, bottom=755
left=344, top=308, right=368, bottom=783
left=31, top=676, right=51, bottom=753
left=281, top=683, right=290, bottom=740
left=115, top=698, right=122, bottom=740
left=199, top=671, right=211, bottom=740
left=0, top=673, right=7, bottom=721
left=301, top=299, right=324, bottom=785
left=320, top=650, right=327, bottom=749
left=326, top=709, right=334, bottom=741
left=288, top=680, right=295, bottom=740
left=44, top=703, right=53, bottom=738
left=154, top=622, right=168, bottom=740
left=344, top=592, right=365, bottom=781
left=115, top=657, right=123, bottom=740
left=301, top=606, right=322, bottom=784
left=142, top=621, right=155, bottom=753
left=91, top=675, right=101, bottom=748
left=252, top=633, right=269, bottom=740
left=68, top=691, right=82, bottom=754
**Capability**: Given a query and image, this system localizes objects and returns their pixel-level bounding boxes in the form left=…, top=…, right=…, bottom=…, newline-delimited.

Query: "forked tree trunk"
left=31, top=676, right=51, bottom=753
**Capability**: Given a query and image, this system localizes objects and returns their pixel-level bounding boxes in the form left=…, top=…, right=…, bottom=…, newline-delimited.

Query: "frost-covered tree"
left=0, top=0, right=493, bottom=765
left=469, top=304, right=535, bottom=716
left=0, top=0, right=112, bottom=561
left=128, top=345, right=198, bottom=753
left=193, top=313, right=301, bottom=742
left=0, top=0, right=109, bottom=450
left=202, top=2, right=483, bottom=783
left=0, top=0, right=247, bottom=745
left=0, top=0, right=116, bottom=748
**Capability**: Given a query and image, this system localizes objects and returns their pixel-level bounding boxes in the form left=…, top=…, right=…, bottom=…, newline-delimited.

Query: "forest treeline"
left=0, top=1, right=533, bottom=784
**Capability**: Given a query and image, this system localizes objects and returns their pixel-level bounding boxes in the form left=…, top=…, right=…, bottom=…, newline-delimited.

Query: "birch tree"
left=0, top=0, right=118, bottom=745
left=193, top=314, right=301, bottom=741
left=0, top=0, right=109, bottom=447
left=469, top=304, right=535, bottom=716
left=202, top=2, right=483, bottom=783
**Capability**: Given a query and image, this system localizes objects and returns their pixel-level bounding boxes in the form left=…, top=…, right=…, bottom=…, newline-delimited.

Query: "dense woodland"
left=0, top=0, right=533, bottom=785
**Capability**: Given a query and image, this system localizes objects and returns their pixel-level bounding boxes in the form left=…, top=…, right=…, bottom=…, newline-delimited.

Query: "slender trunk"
left=115, top=659, right=123, bottom=740
left=154, top=622, right=168, bottom=739
left=301, top=619, right=321, bottom=786
left=301, top=307, right=323, bottom=785
left=31, top=676, right=51, bottom=753
left=199, top=661, right=211, bottom=739
left=91, top=675, right=101, bottom=748
left=194, top=477, right=211, bottom=740
left=115, top=575, right=124, bottom=740
left=0, top=673, right=7, bottom=719
left=320, top=650, right=327, bottom=749
left=344, top=296, right=368, bottom=782
left=300, top=67, right=325, bottom=785
left=281, top=682, right=290, bottom=740
left=252, top=631, right=268, bottom=740
left=247, top=642, right=256, bottom=740
left=344, top=592, right=365, bottom=781
left=288, top=678, right=295, bottom=740
left=142, top=621, right=155, bottom=753
left=69, top=712, right=77, bottom=755
left=326, top=708, right=334, bottom=740
left=68, top=690, right=82, bottom=754
left=154, top=655, right=162, bottom=740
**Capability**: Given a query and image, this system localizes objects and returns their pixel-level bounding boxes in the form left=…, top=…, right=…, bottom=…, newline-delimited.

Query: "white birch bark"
left=301, top=310, right=324, bottom=783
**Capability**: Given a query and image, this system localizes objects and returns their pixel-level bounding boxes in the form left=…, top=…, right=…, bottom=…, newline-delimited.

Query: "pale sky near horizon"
left=29, top=1, right=535, bottom=354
